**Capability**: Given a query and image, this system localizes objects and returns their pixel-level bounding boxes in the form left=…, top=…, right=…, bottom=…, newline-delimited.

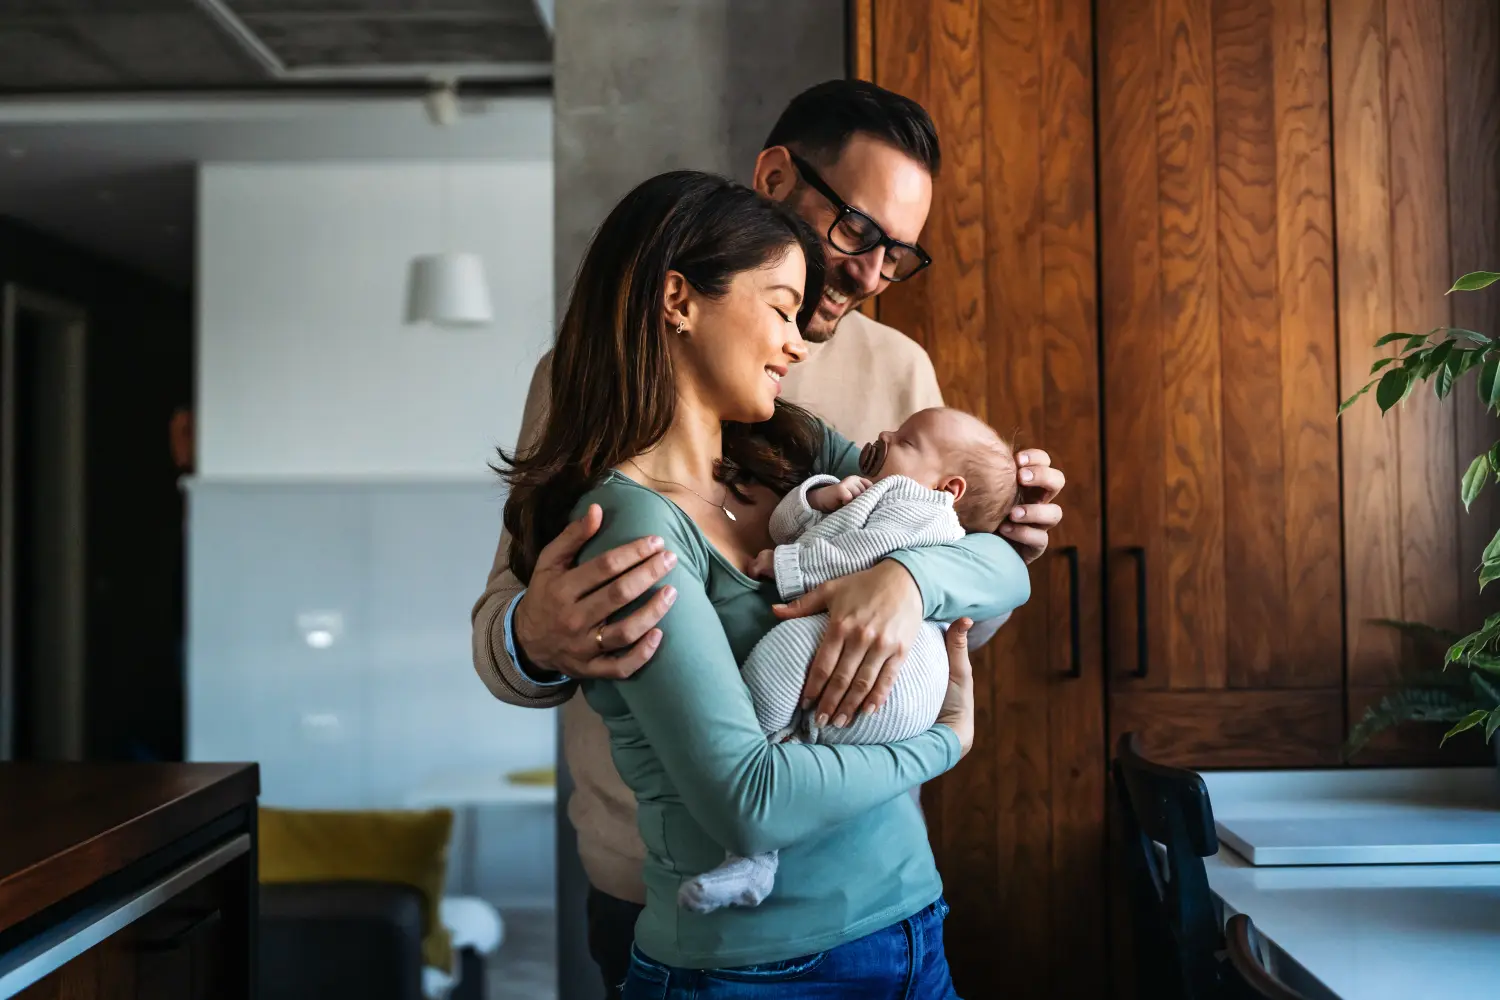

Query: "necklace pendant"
left=723, top=507, right=737, bottom=521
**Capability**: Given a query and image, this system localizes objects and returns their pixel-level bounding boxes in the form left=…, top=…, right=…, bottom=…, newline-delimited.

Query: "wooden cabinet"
left=852, top=0, right=1500, bottom=994
left=1097, top=0, right=1345, bottom=767
left=852, top=2, right=1107, bottom=997
left=0, top=763, right=259, bottom=1000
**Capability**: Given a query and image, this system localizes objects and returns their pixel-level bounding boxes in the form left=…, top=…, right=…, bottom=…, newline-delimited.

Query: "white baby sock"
left=677, top=852, right=780, bottom=914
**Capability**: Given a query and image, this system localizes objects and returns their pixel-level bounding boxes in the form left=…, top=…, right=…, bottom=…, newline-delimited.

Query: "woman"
left=502, top=172, right=1029, bottom=997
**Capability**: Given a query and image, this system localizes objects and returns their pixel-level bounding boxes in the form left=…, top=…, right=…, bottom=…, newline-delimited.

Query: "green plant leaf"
left=1441, top=710, right=1490, bottom=744
left=1370, top=356, right=1399, bottom=375
left=1375, top=330, right=1418, bottom=347
left=1482, top=356, right=1500, bottom=409
left=1421, top=340, right=1457, bottom=377
left=1348, top=687, right=1486, bottom=756
left=1480, top=559, right=1500, bottom=591
left=1448, top=271, right=1500, bottom=293
left=1473, top=670, right=1500, bottom=703
left=1489, top=442, right=1500, bottom=479
left=1449, top=327, right=1494, bottom=345
left=1485, top=708, right=1500, bottom=743
left=1437, top=360, right=1457, bottom=398
left=1483, top=528, right=1500, bottom=567
left=1377, top=368, right=1413, bottom=412
left=1373, top=618, right=1465, bottom=642
left=1463, top=453, right=1491, bottom=510
left=1338, top=379, right=1378, bottom=414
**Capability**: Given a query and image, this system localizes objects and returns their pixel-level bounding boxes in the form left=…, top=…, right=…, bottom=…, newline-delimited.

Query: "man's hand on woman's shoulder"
left=512, top=503, right=679, bottom=682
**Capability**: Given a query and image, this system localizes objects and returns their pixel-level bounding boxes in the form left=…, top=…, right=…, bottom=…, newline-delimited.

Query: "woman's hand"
left=773, top=560, right=923, bottom=728
left=936, top=618, right=975, bottom=758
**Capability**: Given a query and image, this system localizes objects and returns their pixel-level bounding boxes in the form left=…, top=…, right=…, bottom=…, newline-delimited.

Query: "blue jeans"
left=622, top=898, right=960, bottom=999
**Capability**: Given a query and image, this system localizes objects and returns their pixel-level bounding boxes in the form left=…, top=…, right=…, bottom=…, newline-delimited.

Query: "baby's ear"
left=938, top=475, right=967, bottom=502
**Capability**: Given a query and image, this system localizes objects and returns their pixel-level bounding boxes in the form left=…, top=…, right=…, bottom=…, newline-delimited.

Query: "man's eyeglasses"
left=789, top=152, right=932, bottom=283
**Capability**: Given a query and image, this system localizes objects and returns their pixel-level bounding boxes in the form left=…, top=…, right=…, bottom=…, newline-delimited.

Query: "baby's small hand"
left=808, top=475, right=872, bottom=512
left=750, top=549, right=777, bottom=579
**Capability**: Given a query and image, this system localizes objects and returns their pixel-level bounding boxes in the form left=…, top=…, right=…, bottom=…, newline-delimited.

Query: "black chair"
left=259, top=882, right=485, bottom=1000
left=1225, top=913, right=1308, bottom=1000
left=1112, top=731, right=1235, bottom=1000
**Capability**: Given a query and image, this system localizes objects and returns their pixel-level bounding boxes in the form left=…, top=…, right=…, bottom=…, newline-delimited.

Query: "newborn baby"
left=679, top=407, right=1021, bottom=914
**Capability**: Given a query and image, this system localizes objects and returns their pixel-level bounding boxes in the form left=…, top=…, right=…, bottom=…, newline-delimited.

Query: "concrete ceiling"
left=0, top=0, right=552, bottom=91
left=0, top=95, right=551, bottom=285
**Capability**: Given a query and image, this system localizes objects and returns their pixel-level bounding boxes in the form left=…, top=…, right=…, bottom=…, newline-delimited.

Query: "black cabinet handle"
left=1058, top=546, right=1081, bottom=678
left=1125, top=546, right=1148, bottom=678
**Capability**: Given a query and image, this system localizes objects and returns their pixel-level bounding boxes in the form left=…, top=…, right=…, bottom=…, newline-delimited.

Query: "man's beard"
left=804, top=273, right=864, bottom=343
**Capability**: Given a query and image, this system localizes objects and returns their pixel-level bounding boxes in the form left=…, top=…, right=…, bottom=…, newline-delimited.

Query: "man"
left=471, top=80, right=1066, bottom=996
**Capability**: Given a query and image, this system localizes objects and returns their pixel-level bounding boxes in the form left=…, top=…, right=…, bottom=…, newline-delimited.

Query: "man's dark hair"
left=763, top=80, right=941, bottom=175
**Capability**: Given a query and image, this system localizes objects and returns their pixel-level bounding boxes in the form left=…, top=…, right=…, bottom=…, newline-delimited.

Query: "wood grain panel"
left=1446, top=0, right=1500, bottom=636
left=921, top=2, right=994, bottom=989
left=1038, top=0, right=1106, bottom=994
left=868, top=0, right=932, bottom=351
left=1109, top=689, right=1345, bottom=767
left=1273, top=0, right=1343, bottom=689
left=1215, top=0, right=1287, bottom=689
left=1157, top=0, right=1226, bottom=692
left=849, top=0, right=874, bottom=80
left=974, top=0, right=1047, bottom=993
left=926, top=0, right=988, bottom=416
left=1332, top=0, right=1403, bottom=683
left=1099, top=0, right=1165, bottom=689
left=1388, top=0, right=1459, bottom=635
left=865, top=1, right=1104, bottom=993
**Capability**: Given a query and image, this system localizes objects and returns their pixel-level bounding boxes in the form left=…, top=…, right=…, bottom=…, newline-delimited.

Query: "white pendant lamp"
left=406, top=80, right=494, bottom=329
left=406, top=251, right=493, bottom=327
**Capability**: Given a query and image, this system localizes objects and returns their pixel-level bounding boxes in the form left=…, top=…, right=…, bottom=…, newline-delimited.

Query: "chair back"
left=1112, top=731, right=1227, bottom=999
left=1225, top=913, right=1308, bottom=1000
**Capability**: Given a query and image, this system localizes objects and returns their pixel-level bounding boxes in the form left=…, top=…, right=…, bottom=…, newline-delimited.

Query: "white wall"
left=198, top=157, right=551, bottom=479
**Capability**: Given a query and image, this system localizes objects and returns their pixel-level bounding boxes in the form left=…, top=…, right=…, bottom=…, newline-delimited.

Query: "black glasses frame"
left=788, top=153, right=933, bottom=282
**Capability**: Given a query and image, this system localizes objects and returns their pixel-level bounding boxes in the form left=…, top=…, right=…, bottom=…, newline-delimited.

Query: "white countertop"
left=1207, top=848, right=1500, bottom=1000
left=1203, top=767, right=1500, bottom=865
left=1201, top=767, right=1500, bottom=999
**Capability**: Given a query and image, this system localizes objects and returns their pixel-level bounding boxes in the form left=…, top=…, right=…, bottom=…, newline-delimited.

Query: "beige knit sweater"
left=470, top=310, right=945, bottom=904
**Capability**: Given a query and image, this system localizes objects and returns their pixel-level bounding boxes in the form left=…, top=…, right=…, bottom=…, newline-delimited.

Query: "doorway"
left=1, top=283, right=87, bottom=761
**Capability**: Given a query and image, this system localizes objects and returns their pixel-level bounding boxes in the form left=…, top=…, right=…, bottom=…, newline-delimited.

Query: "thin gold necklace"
left=626, top=458, right=737, bottom=521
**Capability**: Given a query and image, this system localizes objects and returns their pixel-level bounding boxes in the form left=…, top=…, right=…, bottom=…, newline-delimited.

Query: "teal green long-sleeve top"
left=576, top=422, right=1030, bottom=969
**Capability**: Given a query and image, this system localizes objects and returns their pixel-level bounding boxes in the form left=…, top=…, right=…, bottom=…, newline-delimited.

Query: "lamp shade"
left=405, top=252, right=493, bottom=327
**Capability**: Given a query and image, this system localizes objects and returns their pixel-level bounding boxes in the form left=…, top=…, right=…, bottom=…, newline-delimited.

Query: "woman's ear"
left=938, top=475, right=968, bottom=503
left=753, top=145, right=798, bottom=202
left=663, top=270, right=693, bottom=335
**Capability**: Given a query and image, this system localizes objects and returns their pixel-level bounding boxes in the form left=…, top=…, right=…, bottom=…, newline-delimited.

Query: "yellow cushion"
left=258, top=807, right=454, bottom=971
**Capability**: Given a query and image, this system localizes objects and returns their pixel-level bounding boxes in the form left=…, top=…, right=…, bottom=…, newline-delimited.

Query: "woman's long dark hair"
left=500, top=170, right=828, bottom=584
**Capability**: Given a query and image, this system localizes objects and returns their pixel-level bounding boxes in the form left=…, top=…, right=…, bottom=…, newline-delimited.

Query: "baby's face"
left=858, top=408, right=974, bottom=488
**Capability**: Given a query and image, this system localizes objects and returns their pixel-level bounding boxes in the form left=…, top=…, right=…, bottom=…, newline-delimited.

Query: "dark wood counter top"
left=0, top=763, right=258, bottom=932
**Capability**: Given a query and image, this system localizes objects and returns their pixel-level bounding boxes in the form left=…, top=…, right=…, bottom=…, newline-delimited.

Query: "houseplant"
left=1341, top=270, right=1500, bottom=755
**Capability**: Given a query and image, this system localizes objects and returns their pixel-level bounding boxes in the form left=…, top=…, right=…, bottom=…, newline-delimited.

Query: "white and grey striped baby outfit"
left=677, top=474, right=966, bottom=915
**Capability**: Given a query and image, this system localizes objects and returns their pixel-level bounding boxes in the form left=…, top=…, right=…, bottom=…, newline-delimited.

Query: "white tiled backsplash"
left=186, top=478, right=556, bottom=906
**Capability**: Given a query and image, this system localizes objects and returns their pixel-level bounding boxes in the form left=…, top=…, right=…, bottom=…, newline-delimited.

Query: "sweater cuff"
left=505, top=590, right=570, bottom=686
left=774, top=543, right=808, bottom=602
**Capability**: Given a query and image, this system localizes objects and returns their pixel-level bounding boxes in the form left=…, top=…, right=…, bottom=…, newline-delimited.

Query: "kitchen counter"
left=1202, top=767, right=1500, bottom=999
left=0, top=762, right=259, bottom=999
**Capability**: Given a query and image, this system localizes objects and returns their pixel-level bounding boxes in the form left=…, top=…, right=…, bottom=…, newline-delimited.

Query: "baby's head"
left=858, top=407, right=1019, bottom=533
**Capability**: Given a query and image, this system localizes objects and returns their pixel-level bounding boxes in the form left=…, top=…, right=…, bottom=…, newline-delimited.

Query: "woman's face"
left=672, top=247, right=810, bottom=423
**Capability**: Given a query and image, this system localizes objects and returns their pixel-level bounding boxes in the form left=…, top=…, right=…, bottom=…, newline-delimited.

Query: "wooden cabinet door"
left=852, top=2, right=1107, bottom=996
left=1096, top=0, right=1346, bottom=768
left=1331, top=0, right=1500, bottom=765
